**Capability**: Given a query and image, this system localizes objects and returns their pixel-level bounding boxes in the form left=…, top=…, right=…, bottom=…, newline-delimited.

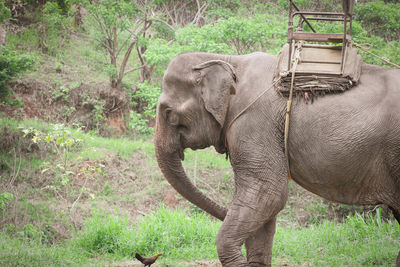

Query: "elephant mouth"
left=178, top=132, right=208, bottom=161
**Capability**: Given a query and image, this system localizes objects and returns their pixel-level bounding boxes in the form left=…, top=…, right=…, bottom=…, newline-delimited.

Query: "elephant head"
left=154, top=53, right=237, bottom=221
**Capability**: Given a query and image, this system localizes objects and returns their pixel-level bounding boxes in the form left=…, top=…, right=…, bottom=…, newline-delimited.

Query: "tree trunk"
left=0, top=24, right=6, bottom=46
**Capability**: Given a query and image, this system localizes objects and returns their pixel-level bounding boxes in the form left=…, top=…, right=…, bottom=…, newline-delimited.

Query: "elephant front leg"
left=216, top=182, right=287, bottom=267
left=245, top=218, right=276, bottom=267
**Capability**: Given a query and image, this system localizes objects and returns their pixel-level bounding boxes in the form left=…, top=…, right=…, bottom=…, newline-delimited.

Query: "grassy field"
left=0, top=206, right=398, bottom=266
left=0, top=119, right=399, bottom=266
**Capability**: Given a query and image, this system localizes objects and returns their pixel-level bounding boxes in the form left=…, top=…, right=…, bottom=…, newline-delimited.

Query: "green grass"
left=73, top=206, right=221, bottom=263
left=75, top=208, right=399, bottom=266
left=1, top=118, right=398, bottom=266
left=0, top=206, right=398, bottom=266
left=72, top=207, right=400, bottom=265
left=1, top=118, right=230, bottom=169
left=0, top=231, right=90, bottom=267
left=274, top=213, right=400, bottom=266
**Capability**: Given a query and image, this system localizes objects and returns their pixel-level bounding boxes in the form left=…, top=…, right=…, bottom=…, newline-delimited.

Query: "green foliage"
left=144, top=13, right=287, bottom=77
left=277, top=0, right=342, bottom=12
left=53, top=85, right=70, bottom=101
left=0, top=2, right=11, bottom=23
left=72, top=206, right=399, bottom=265
left=274, top=212, right=400, bottom=266
left=21, top=124, right=82, bottom=192
left=41, top=1, right=72, bottom=55
left=129, top=110, right=153, bottom=135
left=355, top=1, right=400, bottom=41
left=144, top=38, right=184, bottom=67
left=0, top=46, right=36, bottom=101
left=85, top=0, right=138, bottom=30
left=52, top=82, right=80, bottom=102
left=74, top=206, right=221, bottom=260
left=0, top=192, right=14, bottom=215
left=74, top=210, right=129, bottom=254
left=0, top=231, right=89, bottom=267
left=22, top=124, right=82, bottom=153
left=133, top=82, right=161, bottom=117
left=56, top=0, right=71, bottom=15
left=175, top=23, right=233, bottom=54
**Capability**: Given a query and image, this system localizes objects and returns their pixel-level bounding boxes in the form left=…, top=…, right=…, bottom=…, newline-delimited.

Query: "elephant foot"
left=245, top=219, right=276, bottom=267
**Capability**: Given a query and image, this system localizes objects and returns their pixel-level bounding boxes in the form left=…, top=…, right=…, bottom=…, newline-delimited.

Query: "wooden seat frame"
left=287, top=0, right=355, bottom=75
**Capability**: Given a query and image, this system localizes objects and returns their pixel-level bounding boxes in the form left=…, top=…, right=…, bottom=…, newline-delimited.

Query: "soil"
left=2, top=74, right=128, bottom=135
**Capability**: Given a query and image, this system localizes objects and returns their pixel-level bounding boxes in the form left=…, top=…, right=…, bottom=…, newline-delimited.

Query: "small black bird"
left=135, top=253, right=163, bottom=266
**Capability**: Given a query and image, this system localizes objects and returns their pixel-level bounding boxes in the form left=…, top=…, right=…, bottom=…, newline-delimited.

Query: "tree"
left=0, top=2, right=11, bottom=46
left=85, top=0, right=174, bottom=90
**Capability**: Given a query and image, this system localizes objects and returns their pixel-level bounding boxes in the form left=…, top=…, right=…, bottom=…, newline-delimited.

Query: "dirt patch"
left=3, top=77, right=129, bottom=134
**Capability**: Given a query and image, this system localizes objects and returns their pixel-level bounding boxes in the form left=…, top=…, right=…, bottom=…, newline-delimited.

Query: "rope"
left=223, top=78, right=281, bottom=158
left=351, top=41, right=400, bottom=69
left=226, top=79, right=281, bottom=132
left=284, top=43, right=301, bottom=180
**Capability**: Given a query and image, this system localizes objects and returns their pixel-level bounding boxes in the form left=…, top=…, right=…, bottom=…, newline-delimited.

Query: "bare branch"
left=149, top=17, right=175, bottom=31
left=191, top=1, right=209, bottom=25
left=124, top=65, right=145, bottom=75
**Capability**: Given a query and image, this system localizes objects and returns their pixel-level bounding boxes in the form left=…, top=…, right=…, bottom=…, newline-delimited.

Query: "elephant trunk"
left=154, top=113, right=227, bottom=221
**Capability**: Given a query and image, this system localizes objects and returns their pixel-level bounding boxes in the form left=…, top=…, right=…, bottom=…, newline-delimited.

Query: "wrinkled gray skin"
left=154, top=52, right=400, bottom=266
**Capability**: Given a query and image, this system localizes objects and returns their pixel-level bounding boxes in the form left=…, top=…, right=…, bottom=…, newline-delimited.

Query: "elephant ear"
left=193, top=60, right=237, bottom=127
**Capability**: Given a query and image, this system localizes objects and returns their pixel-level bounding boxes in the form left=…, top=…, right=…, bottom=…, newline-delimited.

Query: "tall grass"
left=0, top=232, right=89, bottom=267
left=1, top=206, right=398, bottom=266
left=72, top=207, right=399, bottom=265
left=274, top=212, right=400, bottom=266
left=73, top=206, right=221, bottom=262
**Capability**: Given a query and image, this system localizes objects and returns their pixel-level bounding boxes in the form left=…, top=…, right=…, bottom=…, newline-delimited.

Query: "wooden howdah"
left=275, top=0, right=361, bottom=97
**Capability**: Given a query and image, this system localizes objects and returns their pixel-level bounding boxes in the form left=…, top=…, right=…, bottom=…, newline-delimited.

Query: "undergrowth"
left=1, top=206, right=397, bottom=266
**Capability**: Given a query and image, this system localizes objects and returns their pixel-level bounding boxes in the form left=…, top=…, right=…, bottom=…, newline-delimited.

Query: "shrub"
left=41, top=1, right=72, bottom=55
left=0, top=47, right=36, bottom=101
left=354, top=1, right=400, bottom=41
left=0, top=2, right=11, bottom=23
left=133, top=82, right=161, bottom=117
left=74, top=211, right=129, bottom=254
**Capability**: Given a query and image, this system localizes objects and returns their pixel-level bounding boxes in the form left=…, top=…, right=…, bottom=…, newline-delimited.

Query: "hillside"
left=0, top=0, right=399, bottom=266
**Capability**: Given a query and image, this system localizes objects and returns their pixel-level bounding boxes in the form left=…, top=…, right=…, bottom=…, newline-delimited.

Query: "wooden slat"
left=293, top=32, right=350, bottom=43
left=301, top=47, right=342, bottom=63
left=295, top=61, right=342, bottom=73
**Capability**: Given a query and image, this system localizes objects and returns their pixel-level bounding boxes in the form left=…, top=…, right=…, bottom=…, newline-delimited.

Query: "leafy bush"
left=133, top=82, right=161, bottom=117
left=0, top=2, right=11, bottom=23
left=74, top=211, right=129, bottom=254
left=41, top=1, right=72, bottom=55
left=355, top=1, right=400, bottom=41
left=144, top=13, right=287, bottom=78
left=0, top=47, right=36, bottom=101
left=0, top=192, right=14, bottom=215
left=129, top=111, right=153, bottom=135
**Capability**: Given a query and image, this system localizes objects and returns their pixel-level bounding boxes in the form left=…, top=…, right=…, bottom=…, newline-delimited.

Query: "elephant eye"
left=164, top=108, right=179, bottom=126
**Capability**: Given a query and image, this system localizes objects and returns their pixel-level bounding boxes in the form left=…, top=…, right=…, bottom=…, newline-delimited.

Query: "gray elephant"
left=154, top=51, right=400, bottom=266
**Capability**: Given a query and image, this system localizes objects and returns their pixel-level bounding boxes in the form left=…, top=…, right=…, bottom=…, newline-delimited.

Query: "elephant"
left=154, top=51, right=400, bottom=266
